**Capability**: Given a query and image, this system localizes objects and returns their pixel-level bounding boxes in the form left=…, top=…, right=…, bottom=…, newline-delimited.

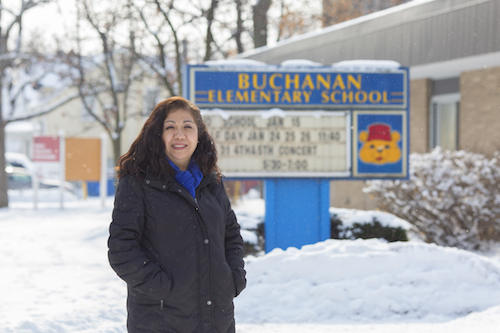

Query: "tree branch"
left=5, top=91, right=80, bottom=124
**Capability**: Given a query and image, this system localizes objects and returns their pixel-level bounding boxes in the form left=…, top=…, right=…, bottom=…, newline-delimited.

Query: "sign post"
left=185, top=62, right=409, bottom=252
left=100, top=133, right=108, bottom=208
left=59, top=130, right=65, bottom=209
left=33, top=135, right=61, bottom=208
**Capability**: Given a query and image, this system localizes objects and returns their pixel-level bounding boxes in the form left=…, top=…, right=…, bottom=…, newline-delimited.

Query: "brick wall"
left=409, top=78, right=431, bottom=154
left=460, top=67, right=500, bottom=156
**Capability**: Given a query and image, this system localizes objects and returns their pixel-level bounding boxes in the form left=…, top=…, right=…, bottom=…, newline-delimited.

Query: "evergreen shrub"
left=331, top=215, right=408, bottom=242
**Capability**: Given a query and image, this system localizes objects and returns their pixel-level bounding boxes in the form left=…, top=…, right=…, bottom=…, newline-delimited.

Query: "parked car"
left=5, top=164, right=32, bottom=190
left=5, top=163, right=75, bottom=192
left=5, top=152, right=36, bottom=174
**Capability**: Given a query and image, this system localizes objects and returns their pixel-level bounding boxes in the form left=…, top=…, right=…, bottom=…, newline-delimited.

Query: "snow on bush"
left=234, top=189, right=265, bottom=256
left=330, top=207, right=413, bottom=242
left=364, top=148, right=500, bottom=250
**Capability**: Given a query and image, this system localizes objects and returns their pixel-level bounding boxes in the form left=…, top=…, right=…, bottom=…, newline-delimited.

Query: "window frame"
left=81, top=95, right=96, bottom=122
left=143, top=87, right=160, bottom=118
left=429, top=92, right=460, bottom=151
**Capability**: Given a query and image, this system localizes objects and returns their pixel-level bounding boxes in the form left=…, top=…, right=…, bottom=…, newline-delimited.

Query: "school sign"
left=185, top=64, right=409, bottom=179
left=187, top=67, right=407, bottom=110
left=185, top=62, right=409, bottom=252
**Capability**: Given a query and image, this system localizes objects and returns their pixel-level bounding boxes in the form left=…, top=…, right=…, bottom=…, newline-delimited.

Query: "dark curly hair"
left=117, top=96, right=221, bottom=181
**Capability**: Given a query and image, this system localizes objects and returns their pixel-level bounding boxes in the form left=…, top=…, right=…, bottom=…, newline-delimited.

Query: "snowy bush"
left=239, top=217, right=265, bottom=257
left=330, top=208, right=410, bottom=242
left=234, top=189, right=265, bottom=256
left=332, top=217, right=408, bottom=242
left=364, top=148, right=500, bottom=250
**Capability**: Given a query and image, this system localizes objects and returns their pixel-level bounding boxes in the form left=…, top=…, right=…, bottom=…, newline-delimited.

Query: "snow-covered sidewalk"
left=1, top=192, right=499, bottom=332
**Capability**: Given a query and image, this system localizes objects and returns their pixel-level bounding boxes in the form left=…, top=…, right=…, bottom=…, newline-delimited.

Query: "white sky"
left=17, top=0, right=322, bottom=53
left=22, top=0, right=76, bottom=49
left=14, top=1, right=65, bottom=32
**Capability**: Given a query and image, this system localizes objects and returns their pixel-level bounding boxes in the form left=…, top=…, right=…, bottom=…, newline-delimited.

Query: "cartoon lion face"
left=359, top=124, right=402, bottom=165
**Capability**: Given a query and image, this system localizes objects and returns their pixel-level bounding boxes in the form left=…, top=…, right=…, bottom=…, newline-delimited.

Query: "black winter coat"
left=108, top=171, right=246, bottom=333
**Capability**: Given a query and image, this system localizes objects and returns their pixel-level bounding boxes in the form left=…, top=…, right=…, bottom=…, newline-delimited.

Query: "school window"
left=430, top=93, right=460, bottom=151
left=143, top=87, right=160, bottom=117
left=81, top=95, right=96, bottom=122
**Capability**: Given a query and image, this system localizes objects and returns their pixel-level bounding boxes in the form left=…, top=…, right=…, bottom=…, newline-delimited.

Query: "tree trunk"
left=0, top=118, right=8, bottom=208
left=112, top=136, right=121, bottom=168
left=0, top=1, right=7, bottom=208
left=234, top=0, right=245, bottom=54
left=253, top=0, right=272, bottom=48
left=204, top=0, right=219, bottom=61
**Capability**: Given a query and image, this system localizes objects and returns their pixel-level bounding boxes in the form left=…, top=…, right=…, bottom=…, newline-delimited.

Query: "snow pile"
left=235, top=239, right=500, bottom=324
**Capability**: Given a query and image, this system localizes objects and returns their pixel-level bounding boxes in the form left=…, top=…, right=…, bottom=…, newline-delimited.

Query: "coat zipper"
left=170, top=181, right=215, bottom=326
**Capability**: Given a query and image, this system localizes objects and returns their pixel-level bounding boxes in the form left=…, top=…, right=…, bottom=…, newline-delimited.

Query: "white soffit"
left=410, top=51, right=500, bottom=80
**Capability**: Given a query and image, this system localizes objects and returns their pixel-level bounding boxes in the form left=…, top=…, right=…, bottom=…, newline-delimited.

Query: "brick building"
left=237, top=0, right=500, bottom=209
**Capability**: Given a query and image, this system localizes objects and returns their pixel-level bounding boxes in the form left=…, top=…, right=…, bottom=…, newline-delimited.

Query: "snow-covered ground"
left=1, top=189, right=500, bottom=332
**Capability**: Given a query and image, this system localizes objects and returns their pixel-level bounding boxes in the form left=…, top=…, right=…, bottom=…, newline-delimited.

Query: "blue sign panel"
left=186, top=65, right=408, bottom=109
left=352, top=111, right=408, bottom=178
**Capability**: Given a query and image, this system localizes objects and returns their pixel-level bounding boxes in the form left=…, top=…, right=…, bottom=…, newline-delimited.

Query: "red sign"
left=33, top=136, right=60, bottom=162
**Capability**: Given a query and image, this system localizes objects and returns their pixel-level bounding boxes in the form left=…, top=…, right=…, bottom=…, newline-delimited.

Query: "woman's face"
left=162, top=108, right=199, bottom=171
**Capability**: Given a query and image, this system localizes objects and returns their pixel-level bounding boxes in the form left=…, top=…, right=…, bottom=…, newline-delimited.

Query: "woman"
left=108, top=96, right=246, bottom=333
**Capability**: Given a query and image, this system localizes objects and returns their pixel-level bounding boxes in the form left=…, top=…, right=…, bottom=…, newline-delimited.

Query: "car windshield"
left=8, top=161, right=25, bottom=168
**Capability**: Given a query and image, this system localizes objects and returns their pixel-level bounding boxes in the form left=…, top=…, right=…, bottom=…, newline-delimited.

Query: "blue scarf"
left=167, top=158, right=203, bottom=198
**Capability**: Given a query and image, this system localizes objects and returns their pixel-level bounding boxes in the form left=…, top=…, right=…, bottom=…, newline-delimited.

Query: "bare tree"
left=203, top=0, right=219, bottom=61
left=62, top=0, right=148, bottom=166
left=275, top=0, right=321, bottom=42
left=131, top=0, right=243, bottom=96
left=322, top=0, right=411, bottom=27
left=233, top=0, right=246, bottom=54
left=201, top=0, right=253, bottom=58
left=132, top=0, right=184, bottom=97
left=253, top=0, right=272, bottom=48
left=0, top=0, right=56, bottom=208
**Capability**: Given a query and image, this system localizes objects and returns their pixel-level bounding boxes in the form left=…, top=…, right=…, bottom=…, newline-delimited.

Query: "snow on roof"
left=202, top=58, right=401, bottom=72
left=203, top=59, right=269, bottom=68
left=280, top=59, right=323, bottom=67
left=332, top=59, right=402, bottom=72
left=5, top=152, right=36, bottom=172
left=5, top=121, right=35, bottom=133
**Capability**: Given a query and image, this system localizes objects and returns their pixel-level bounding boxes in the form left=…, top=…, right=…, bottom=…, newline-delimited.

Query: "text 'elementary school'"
left=188, top=68, right=407, bottom=109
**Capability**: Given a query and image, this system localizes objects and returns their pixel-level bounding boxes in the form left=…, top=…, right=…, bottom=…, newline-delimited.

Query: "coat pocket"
left=128, top=288, right=165, bottom=331
left=231, top=266, right=246, bottom=297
